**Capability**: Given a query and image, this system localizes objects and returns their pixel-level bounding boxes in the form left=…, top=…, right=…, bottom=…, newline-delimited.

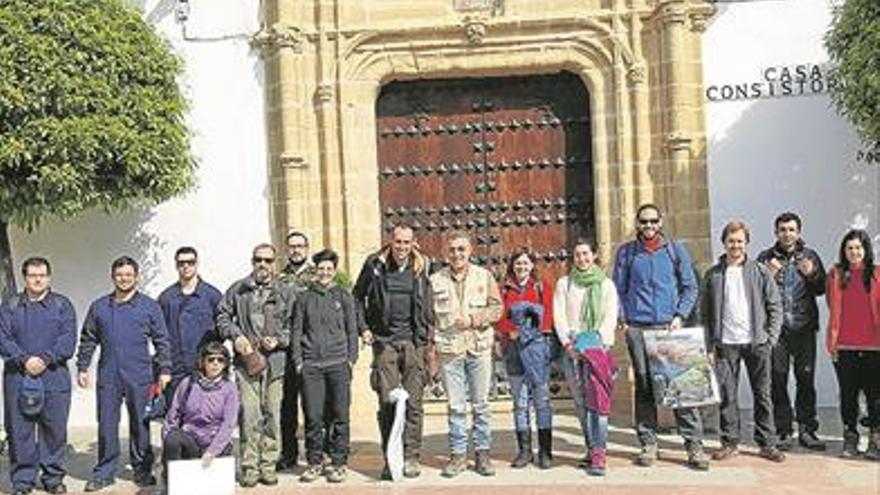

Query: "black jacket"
left=352, top=247, right=435, bottom=347
left=756, top=241, right=826, bottom=333
left=291, top=285, right=358, bottom=369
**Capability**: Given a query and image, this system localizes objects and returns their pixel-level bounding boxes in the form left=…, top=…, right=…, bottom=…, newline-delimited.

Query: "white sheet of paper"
left=168, top=456, right=236, bottom=495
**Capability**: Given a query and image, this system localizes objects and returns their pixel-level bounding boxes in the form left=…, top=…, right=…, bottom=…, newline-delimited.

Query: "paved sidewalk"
left=1, top=407, right=877, bottom=494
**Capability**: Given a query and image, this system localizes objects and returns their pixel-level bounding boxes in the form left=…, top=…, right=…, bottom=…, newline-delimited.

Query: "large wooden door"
left=376, top=72, right=593, bottom=283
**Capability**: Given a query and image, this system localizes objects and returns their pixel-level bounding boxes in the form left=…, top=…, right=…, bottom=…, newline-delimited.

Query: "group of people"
left=0, top=205, right=877, bottom=495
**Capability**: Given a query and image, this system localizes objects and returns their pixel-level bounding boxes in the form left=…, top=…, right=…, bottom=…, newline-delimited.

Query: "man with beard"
left=353, top=224, right=435, bottom=479
left=76, top=256, right=172, bottom=492
left=217, top=243, right=296, bottom=487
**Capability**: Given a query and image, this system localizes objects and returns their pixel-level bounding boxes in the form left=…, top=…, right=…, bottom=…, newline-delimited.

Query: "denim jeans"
left=587, top=411, right=608, bottom=449
left=508, top=374, right=552, bottom=431
left=559, top=352, right=589, bottom=441
left=441, top=352, right=493, bottom=454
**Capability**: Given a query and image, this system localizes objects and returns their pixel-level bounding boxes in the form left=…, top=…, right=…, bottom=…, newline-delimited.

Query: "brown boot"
left=474, top=450, right=496, bottom=477
left=441, top=453, right=467, bottom=478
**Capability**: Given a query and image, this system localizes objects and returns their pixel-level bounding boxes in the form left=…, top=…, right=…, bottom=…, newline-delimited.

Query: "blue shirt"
left=158, top=279, right=222, bottom=378
left=0, top=291, right=77, bottom=392
left=612, top=239, right=698, bottom=326
left=76, top=292, right=171, bottom=386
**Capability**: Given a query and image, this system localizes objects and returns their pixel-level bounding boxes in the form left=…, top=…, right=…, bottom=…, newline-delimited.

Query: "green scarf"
left=569, top=265, right=606, bottom=332
left=310, top=281, right=334, bottom=296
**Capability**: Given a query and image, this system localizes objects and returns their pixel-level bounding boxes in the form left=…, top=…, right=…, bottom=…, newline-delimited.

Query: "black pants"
left=371, top=340, right=426, bottom=460
left=162, top=430, right=231, bottom=481
left=279, top=365, right=301, bottom=464
left=301, top=363, right=351, bottom=466
left=715, top=343, right=777, bottom=448
left=771, top=330, right=819, bottom=435
left=834, top=350, right=880, bottom=431
left=625, top=326, right=704, bottom=447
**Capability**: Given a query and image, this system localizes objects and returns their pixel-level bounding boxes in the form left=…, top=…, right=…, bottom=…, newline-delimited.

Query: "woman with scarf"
left=553, top=237, right=619, bottom=476
left=826, top=229, right=880, bottom=459
left=496, top=248, right=555, bottom=469
left=161, top=341, right=239, bottom=486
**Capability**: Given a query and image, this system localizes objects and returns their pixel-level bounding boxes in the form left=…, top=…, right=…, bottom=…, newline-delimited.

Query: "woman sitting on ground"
left=161, top=341, right=239, bottom=483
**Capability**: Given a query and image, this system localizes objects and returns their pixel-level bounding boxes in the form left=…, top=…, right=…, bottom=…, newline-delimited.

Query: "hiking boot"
left=865, top=431, right=880, bottom=461
left=777, top=433, right=793, bottom=451
left=133, top=471, right=156, bottom=487
left=259, top=471, right=278, bottom=486
left=759, top=446, right=786, bottom=463
left=441, top=453, right=467, bottom=478
left=587, top=448, right=606, bottom=476
left=686, top=444, right=710, bottom=471
left=635, top=443, right=658, bottom=467
left=239, top=470, right=260, bottom=488
left=536, top=428, right=553, bottom=469
left=841, top=430, right=860, bottom=459
left=403, top=458, right=422, bottom=478
left=474, top=449, right=496, bottom=477
left=299, top=464, right=323, bottom=483
left=326, top=465, right=347, bottom=483
left=798, top=429, right=826, bottom=451
left=511, top=430, right=533, bottom=468
left=83, top=479, right=114, bottom=492
left=712, top=444, right=739, bottom=461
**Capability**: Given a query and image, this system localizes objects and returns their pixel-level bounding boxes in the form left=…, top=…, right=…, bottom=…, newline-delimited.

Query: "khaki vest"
left=430, top=264, right=496, bottom=356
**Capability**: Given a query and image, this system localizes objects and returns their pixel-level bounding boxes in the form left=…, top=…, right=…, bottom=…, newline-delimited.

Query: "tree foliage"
left=825, top=0, right=880, bottom=155
left=0, top=0, right=194, bottom=230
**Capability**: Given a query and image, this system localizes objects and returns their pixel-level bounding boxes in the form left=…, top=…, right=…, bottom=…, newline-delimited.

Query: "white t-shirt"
left=721, top=265, right=752, bottom=344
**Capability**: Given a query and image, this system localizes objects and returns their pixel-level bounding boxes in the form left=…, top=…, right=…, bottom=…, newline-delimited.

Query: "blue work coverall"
left=157, top=279, right=222, bottom=388
left=0, top=292, right=77, bottom=492
left=75, top=292, right=171, bottom=481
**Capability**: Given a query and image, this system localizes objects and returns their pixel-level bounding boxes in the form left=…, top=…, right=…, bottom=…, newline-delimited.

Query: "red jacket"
left=496, top=277, right=553, bottom=336
left=825, top=265, right=880, bottom=354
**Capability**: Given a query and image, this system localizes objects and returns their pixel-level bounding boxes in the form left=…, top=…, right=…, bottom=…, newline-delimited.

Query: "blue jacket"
left=76, top=292, right=172, bottom=386
left=612, top=238, right=698, bottom=326
left=158, top=279, right=222, bottom=378
left=756, top=241, right=825, bottom=333
left=0, top=291, right=77, bottom=392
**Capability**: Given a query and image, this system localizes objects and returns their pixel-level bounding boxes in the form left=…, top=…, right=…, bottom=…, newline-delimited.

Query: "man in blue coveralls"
left=158, top=246, right=222, bottom=390
left=0, top=257, right=77, bottom=495
left=76, top=256, right=172, bottom=492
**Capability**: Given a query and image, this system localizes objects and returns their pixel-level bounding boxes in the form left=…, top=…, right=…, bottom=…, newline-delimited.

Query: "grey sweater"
left=700, top=257, right=783, bottom=352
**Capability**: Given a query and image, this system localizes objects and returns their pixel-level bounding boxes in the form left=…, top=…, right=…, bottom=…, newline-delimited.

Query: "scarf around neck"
left=570, top=265, right=606, bottom=331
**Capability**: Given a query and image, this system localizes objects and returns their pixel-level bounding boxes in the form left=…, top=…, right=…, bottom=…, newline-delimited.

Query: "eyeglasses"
left=206, top=356, right=227, bottom=364
left=638, top=218, right=661, bottom=225
left=252, top=257, right=275, bottom=264
left=176, top=259, right=196, bottom=267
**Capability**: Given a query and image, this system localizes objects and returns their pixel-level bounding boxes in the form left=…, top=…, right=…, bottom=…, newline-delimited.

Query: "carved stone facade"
left=255, top=0, right=715, bottom=421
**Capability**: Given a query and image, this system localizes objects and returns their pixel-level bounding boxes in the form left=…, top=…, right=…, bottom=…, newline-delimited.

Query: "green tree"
left=0, top=0, right=194, bottom=299
left=825, top=0, right=880, bottom=156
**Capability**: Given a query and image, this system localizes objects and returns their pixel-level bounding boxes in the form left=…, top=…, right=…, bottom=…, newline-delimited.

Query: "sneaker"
left=587, top=448, right=606, bottom=476
left=300, top=464, right=323, bottom=483
left=777, top=433, right=793, bottom=452
left=864, top=431, right=880, bottom=461
left=403, top=458, right=422, bottom=478
left=326, top=465, right=347, bottom=483
left=133, top=471, right=156, bottom=487
left=474, top=449, right=496, bottom=477
left=259, top=471, right=279, bottom=486
left=44, top=484, right=67, bottom=495
left=441, top=453, right=467, bottom=478
left=686, top=445, right=710, bottom=471
left=759, top=447, right=786, bottom=463
left=239, top=471, right=260, bottom=488
left=798, top=430, right=826, bottom=451
left=83, top=478, right=114, bottom=492
left=841, top=430, right=860, bottom=459
left=711, top=444, right=739, bottom=461
left=635, top=443, right=658, bottom=467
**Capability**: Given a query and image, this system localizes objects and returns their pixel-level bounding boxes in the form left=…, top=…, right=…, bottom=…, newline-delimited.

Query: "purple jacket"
left=162, top=376, right=239, bottom=455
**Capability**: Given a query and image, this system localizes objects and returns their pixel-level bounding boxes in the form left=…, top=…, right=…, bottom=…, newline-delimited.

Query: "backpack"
left=620, top=240, right=702, bottom=326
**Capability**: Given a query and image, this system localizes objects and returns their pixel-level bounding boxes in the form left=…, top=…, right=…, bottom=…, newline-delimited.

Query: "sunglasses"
left=206, top=356, right=227, bottom=364
left=252, top=257, right=275, bottom=264
left=176, top=259, right=197, bottom=267
left=638, top=218, right=661, bottom=225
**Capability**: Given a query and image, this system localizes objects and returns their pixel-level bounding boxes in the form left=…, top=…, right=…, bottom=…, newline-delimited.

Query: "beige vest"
left=430, top=264, right=496, bottom=357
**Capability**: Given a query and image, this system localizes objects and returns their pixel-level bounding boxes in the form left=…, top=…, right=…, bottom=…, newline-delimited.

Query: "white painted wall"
left=5, top=0, right=270, bottom=426
left=703, top=0, right=879, bottom=407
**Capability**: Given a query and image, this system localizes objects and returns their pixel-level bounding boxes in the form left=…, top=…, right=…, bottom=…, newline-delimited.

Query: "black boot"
left=536, top=428, right=553, bottom=469
left=511, top=430, right=533, bottom=468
